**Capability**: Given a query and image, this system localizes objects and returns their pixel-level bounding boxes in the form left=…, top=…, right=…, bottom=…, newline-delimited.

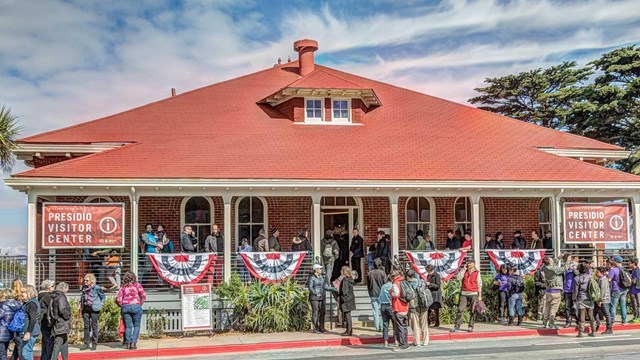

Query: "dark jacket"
left=0, top=299, right=22, bottom=342
left=375, top=238, right=389, bottom=259
left=507, top=274, right=524, bottom=294
left=427, top=272, right=442, bottom=308
left=24, top=297, right=41, bottom=336
left=38, top=291, right=53, bottom=330
left=484, top=239, right=501, bottom=250
left=543, top=236, right=553, bottom=250
left=339, top=277, right=356, bottom=312
left=308, top=274, right=328, bottom=301
left=51, top=290, right=72, bottom=336
left=350, top=235, right=364, bottom=258
left=445, top=236, right=460, bottom=250
left=204, top=234, right=224, bottom=253
left=180, top=233, right=196, bottom=252
left=268, top=236, right=281, bottom=252
left=367, top=268, right=387, bottom=298
left=572, top=273, right=591, bottom=303
left=511, top=236, right=526, bottom=249
left=534, top=268, right=546, bottom=295
left=291, top=236, right=312, bottom=252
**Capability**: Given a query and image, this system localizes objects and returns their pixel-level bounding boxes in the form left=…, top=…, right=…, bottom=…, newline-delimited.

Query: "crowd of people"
left=0, top=271, right=147, bottom=360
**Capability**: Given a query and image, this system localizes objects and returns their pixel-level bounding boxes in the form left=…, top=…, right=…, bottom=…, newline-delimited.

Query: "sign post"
left=42, top=203, right=126, bottom=248
left=181, top=283, right=213, bottom=332
left=563, top=202, right=630, bottom=244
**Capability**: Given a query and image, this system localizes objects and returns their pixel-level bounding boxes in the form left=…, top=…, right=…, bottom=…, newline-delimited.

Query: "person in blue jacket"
left=493, top=264, right=510, bottom=324
left=0, top=289, right=22, bottom=360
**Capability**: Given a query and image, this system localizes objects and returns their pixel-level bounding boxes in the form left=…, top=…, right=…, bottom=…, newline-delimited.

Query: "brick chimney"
left=293, top=39, right=318, bottom=76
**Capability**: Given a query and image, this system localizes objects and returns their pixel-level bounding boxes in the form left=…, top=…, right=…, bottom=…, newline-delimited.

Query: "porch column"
left=223, top=196, right=232, bottom=282
left=633, top=195, right=640, bottom=262
left=554, top=192, right=563, bottom=258
left=390, top=196, right=399, bottom=259
left=130, top=189, right=139, bottom=275
left=26, top=191, right=37, bottom=285
left=471, top=195, right=481, bottom=271
left=312, top=195, right=321, bottom=261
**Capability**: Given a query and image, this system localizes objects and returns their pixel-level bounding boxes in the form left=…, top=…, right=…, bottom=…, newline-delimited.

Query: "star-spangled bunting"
left=405, top=251, right=467, bottom=281
left=240, top=252, right=306, bottom=283
left=487, top=249, right=546, bottom=275
left=147, top=252, right=216, bottom=286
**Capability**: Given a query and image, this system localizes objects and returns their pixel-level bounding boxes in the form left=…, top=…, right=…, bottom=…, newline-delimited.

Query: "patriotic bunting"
left=487, top=250, right=546, bottom=276
left=240, top=252, right=306, bottom=283
left=148, top=253, right=216, bottom=286
left=406, top=251, right=467, bottom=281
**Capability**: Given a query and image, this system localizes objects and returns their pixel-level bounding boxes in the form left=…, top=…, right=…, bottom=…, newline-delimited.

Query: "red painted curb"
left=46, top=323, right=640, bottom=359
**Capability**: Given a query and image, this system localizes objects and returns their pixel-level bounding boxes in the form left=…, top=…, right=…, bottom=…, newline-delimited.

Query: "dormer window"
left=332, top=99, right=350, bottom=122
left=305, top=98, right=324, bottom=122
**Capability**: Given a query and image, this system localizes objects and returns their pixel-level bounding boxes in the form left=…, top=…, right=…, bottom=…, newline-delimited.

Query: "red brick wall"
left=273, top=97, right=370, bottom=123
left=434, top=197, right=457, bottom=248
left=266, top=197, right=312, bottom=251
left=362, top=197, right=390, bottom=250
left=275, top=97, right=304, bottom=122
left=482, top=197, right=542, bottom=248
left=324, top=98, right=332, bottom=122
left=352, top=99, right=368, bottom=124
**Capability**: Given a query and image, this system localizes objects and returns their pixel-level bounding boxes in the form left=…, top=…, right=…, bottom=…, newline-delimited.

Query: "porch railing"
left=0, top=256, right=27, bottom=288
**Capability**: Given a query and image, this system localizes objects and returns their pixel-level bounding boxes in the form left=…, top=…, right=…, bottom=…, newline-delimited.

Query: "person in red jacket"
left=390, top=269, right=410, bottom=351
left=451, top=258, right=483, bottom=333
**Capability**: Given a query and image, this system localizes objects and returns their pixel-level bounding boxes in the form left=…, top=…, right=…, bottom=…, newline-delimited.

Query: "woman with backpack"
left=0, top=289, right=21, bottom=360
left=12, top=285, right=40, bottom=360
left=493, top=265, right=510, bottom=324
left=338, top=266, right=356, bottom=336
left=80, top=273, right=105, bottom=351
left=117, top=271, right=147, bottom=349
left=573, top=262, right=596, bottom=337
left=507, top=266, right=525, bottom=326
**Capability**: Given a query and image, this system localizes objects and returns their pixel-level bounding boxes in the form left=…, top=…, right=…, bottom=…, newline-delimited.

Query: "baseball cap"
left=313, top=264, right=323, bottom=271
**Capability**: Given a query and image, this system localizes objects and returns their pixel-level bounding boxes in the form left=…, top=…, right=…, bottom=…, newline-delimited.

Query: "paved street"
left=148, top=332, right=640, bottom=360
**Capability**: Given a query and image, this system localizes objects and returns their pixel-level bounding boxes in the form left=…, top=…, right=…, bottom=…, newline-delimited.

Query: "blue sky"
left=1, top=0, right=639, bottom=254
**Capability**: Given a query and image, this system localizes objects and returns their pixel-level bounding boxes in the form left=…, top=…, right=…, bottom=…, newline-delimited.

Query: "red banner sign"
left=42, top=203, right=125, bottom=248
left=563, top=202, right=630, bottom=243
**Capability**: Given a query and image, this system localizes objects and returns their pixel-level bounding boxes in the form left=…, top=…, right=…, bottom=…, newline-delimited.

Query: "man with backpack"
left=608, top=256, right=629, bottom=325
left=451, top=258, right=483, bottom=333
left=407, top=268, right=431, bottom=346
left=507, top=266, right=525, bottom=326
left=390, top=269, right=410, bottom=351
left=50, top=282, right=72, bottom=360
left=594, top=266, right=613, bottom=334
left=321, top=230, right=339, bottom=283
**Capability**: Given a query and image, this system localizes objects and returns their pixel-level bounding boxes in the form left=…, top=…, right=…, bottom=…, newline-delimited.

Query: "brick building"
left=5, top=39, right=640, bottom=290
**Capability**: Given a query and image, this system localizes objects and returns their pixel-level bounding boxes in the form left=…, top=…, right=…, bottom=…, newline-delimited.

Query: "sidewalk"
left=37, top=321, right=640, bottom=360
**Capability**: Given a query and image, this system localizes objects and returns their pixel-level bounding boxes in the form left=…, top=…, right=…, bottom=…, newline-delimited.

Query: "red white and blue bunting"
left=487, top=250, right=546, bottom=276
left=406, top=251, right=467, bottom=281
left=240, top=252, right=306, bottom=283
left=148, top=253, right=216, bottom=286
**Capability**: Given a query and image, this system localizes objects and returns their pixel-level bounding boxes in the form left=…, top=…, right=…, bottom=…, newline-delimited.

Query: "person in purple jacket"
left=563, top=254, right=578, bottom=328
left=608, top=256, right=628, bottom=325
left=629, top=258, right=640, bottom=323
left=492, top=265, right=510, bottom=324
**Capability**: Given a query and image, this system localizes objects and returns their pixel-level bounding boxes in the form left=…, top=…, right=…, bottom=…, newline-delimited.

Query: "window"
left=454, top=197, right=472, bottom=235
left=332, top=99, right=350, bottom=122
left=85, top=196, right=113, bottom=203
left=539, top=197, right=552, bottom=236
left=406, top=197, right=434, bottom=249
left=305, top=98, right=323, bottom=122
left=237, top=196, right=267, bottom=247
left=182, top=197, right=214, bottom=250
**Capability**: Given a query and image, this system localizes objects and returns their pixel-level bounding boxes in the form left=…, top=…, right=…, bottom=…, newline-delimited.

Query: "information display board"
left=181, top=283, right=212, bottom=331
left=42, top=203, right=125, bottom=248
left=563, top=202, right=630, bottom=244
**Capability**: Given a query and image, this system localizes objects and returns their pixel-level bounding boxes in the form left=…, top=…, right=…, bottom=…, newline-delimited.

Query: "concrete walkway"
left=33, top=320, right=640, bottom=359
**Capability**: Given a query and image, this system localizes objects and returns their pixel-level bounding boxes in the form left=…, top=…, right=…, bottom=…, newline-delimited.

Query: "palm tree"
left=0, top=104, right=22, bottom=174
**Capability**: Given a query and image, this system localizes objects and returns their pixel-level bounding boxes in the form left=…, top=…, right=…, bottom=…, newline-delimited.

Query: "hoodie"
left=51, top=290, right=72, bottom=336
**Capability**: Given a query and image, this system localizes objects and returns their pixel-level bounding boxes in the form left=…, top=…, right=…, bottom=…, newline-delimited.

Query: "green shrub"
left=216, top=273, right=249, bottom=330
left=68, top=297, right=121, bottom=345
left=146, top=308, right=168, bottom=338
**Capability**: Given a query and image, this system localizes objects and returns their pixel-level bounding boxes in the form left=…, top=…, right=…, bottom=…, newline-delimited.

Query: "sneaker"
left=79, top=345, right=90, bottom=351
left=540, top=322, right=548, bottom=329
left=563, top=323, right=572, bottom=328
left=468, top=326, right=474, bottom=333
left=588, top=332, right=596, bottom=337
left=602, top=328, right=613, bottom=335
left=91, top=344, right=97, bottom=351
left=450, top=328, right=460, bottom=333
left=548, top=324, right=560, bottom=330
left=383, top=340, right=389, bottom=348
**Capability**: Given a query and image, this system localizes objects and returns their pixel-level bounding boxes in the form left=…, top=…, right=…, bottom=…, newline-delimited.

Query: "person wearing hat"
left=511, top=230, right=526, bottom=249
left=451, top=258, right=482, bottom=333
left=268, top=228, right=281, bottom=252
left=608, top=255, right=628, bottom=326
left=321, top=230, right=339, bottom=283
left=507, top=266, right=525, bottom=326
left=253, top=228, right=268, bottom=252
left=308, top=264, right=330, bottom=333
left=375, top=230, right=391, bottom=274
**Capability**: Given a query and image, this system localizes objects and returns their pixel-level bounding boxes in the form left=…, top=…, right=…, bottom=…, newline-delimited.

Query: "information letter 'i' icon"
left=100, top=217, right=118, bottom=234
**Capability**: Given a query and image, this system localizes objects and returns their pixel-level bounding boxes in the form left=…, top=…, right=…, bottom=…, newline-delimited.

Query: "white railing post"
left=390, top=196, right=400, bottom=259
left=471, top=195, right=481, bottom=271
left=26, top=191, right=37, bottom=285
left=312, top=195, right=321, bottom=262
left=223, top=195, right=232, bottom=282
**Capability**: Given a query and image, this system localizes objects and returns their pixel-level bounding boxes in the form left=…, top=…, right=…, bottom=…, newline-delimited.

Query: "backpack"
left=7, top=308, right=25, bottom=333
left=399, top=280, right=416, bottom=304
left=415, top=280, right=433, bottom=309
left=41, top=297, right=54, bottom=329
left=588, top=277, right=602, bottom=302
left=513, top=276, right=525, bottom=293
left=619, top=267, right=632, bottom=289
left=322, top=241, right=334, bottom=259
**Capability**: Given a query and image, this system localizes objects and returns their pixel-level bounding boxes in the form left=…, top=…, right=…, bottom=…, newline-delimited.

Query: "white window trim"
left=304, top=97, right=325, bottom=123
left=235, top=196, right=268, bottom=248
left=84, top=196, right=114, bottom=203
left=180, top=196, right=215, bottom=237
left=330, top=98, right=351, bottom=123
left=405, top=196, right=436, bottom=246
left=539, top=197, right=552, bottom=234
left=454, top=196, right=472, bottom=232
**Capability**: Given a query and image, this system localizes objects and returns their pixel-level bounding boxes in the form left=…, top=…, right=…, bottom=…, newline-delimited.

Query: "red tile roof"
left=15, top=61, right=640, bottom=183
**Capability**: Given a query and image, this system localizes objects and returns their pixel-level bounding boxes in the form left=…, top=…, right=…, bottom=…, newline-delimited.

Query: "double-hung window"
left=332, top=99, right=350, bottom=122
left=305, top=98, right=323, bottom=122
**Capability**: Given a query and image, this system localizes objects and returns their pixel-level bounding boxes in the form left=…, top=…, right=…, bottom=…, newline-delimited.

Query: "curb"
left=44, top=323, right=640, bottom=359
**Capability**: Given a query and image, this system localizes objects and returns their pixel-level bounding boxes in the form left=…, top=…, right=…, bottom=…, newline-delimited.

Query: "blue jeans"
left=508, top=293, right=523, bottom=317
left=380, top=304, right=393, bottom=341
left=122, top=304, right=143, bottom=344
left=564, top=292, right=575, bottom=324
left=370, top=297, right=381, bottom=331
left=21, top=336, right=38, bottom=360
left=610, top=290, right=628, bottom=324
